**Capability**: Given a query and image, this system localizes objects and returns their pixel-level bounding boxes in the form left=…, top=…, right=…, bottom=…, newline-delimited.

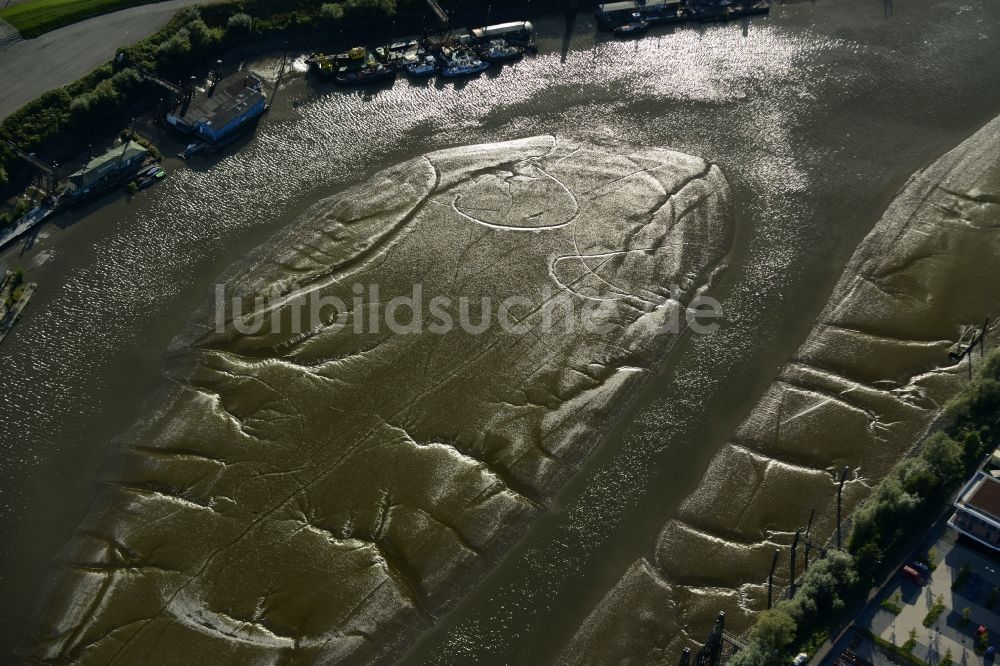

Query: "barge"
left=596, top=0, right=769, bottom=30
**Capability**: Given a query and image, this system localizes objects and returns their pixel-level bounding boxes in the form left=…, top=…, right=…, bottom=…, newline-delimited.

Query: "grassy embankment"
left=0, top=0, right=160, bottom=39
left=730, top=349, right=1000, bottom=666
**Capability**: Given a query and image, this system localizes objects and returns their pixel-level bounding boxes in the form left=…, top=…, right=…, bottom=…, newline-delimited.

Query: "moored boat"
left=137, top=167, right=165, bottom=190
left=441, top=53, right=489, bottom=78
left=334, top=64, right=397, bottom=86
left=307, top=47, right=367, bottom=78
left=406, top=56, right=439, bottom=77
left=614, top=14, right=650, bottom=36
left=480, top=39, right=524, bottom=64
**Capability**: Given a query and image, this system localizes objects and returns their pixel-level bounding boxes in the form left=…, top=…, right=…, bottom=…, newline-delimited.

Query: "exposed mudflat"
left=22, top=136, right=731, bottom=664
left=560, top=115, right=1000, bottom=662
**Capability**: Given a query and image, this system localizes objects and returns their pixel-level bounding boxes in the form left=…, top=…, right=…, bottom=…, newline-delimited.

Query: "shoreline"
left=0, top=276, right=36, bottom=346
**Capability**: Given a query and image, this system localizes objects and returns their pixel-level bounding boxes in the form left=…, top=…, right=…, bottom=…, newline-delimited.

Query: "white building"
left=950, top=471, right=1000, bottom=554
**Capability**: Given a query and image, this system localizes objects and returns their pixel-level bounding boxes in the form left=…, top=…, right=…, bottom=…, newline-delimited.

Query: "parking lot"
left=865, top=531, right=1000, bottom=665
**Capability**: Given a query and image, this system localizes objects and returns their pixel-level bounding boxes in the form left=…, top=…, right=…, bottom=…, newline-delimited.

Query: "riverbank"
left=0, top=270, right=36, bottom=345
left=0, top=0, right=769, bottom=247
left=682, top=112, right=1000, bottom=665
left=0, top=0, right=219, bottom=122
left=2, top=0, right=999, bottom=662
left=0, top=0, right=553, bottom=228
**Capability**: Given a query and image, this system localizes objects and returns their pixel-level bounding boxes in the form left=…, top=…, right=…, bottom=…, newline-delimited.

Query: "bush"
left=225, top=12, right=253, bottom=38
left=880, top=597, right=903, bottom=615
left=923, top=595, right=945, bottom=627
left=920, top=432, right=964, bottom=489
left=320, top=3, right=345, bottom=21
left=902, top=628, right=918, bottom=653
left=343, top=0, right=397, bottom=19
left=186, top=18, right=218, bottom=50
left=848, top=476, right=920, bottom=561
left=157, top=27, right=193, bottom=69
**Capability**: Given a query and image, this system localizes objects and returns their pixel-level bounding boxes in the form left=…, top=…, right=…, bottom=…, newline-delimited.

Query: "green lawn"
left=0, top=0, right=158, bottom=38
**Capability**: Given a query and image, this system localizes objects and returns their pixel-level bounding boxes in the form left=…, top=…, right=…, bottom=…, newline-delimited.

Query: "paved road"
left=0, top=0, right=209, bottom=121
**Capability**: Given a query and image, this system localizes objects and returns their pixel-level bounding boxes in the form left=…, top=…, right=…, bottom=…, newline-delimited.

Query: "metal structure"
left=425, top=0, right=449, bottom=26
left=767, top=548, right=779, bottom=609
left=1, top=138, right=58, bottom=192
left=694, top=612, right=725, bottom=666
left=803, top=508, right=816, bottom=571
left=836, top=465, right=849, bottom=549
left=789, top=529, right=801, bottom=598
left=687, top=612, right=749, bottom=666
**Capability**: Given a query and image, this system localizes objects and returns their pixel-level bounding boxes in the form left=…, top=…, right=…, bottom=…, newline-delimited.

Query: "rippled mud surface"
left=562, top=114, right=1000, bottom=663
left=4, top=0, right=1000, bottom=661
left=22, top=137, right=731, bottom=664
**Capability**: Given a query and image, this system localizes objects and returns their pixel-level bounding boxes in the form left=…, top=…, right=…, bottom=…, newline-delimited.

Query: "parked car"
left=902, top=565, right=924, bottom=584
left=792, top=653, right=808, bottom=666
left=912, top=561, right=931, bottom=576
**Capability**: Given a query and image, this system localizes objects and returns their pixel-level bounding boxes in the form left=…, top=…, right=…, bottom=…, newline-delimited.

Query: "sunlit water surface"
left=2, top=0, right=1000, bottom=659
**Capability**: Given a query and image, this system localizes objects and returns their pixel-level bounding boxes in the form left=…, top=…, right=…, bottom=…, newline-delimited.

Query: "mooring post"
left=790, top=529, right=801, bottom=598
left=767, top=549, right=780, bottom=609
left=836, top=466, right=849, bottom=549
left=710, top=612, right=726, bottom=666
left=803, top=508, right=815, bottom=572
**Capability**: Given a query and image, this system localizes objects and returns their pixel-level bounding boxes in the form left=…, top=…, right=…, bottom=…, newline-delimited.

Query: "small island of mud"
left=23, top=136, right=732, bottom=665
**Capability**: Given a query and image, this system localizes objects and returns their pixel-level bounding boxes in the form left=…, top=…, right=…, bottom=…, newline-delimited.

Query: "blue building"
left=167, top=73, right=267, bottom=143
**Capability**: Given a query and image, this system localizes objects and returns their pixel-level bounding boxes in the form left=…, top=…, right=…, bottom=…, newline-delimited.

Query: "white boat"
left=441, top=53, right=489, bottom=78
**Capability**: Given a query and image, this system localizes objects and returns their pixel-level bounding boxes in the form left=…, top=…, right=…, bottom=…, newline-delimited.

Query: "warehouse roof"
left=179, top=73, right=265, bottom=129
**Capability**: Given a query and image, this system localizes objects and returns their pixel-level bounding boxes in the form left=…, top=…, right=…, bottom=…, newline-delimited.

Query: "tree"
left=920, top=432, right=963, bottom=487
left=225, top=13, right=253, bottom=39
left=896, top=457, right=937, bottom=497
left=157, top=28, right=192, bottom=70
left=344, top=0, right=397, bottom=19
left=186, top=18, right=216, bottom=51
left=849, top=475, right=921, bottom=553
left=750, top=608, right=797, bottom=651
left=320, top=3, right=345, bottom=21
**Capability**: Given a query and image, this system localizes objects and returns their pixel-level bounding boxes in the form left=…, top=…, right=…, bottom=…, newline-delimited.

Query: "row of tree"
left=731, top=348, right=1000, bottom=665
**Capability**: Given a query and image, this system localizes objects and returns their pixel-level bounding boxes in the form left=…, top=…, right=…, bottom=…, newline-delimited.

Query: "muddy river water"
left=2, top=0, right=1000, bottom=661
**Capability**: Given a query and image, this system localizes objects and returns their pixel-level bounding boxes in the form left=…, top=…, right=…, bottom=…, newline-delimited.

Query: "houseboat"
left=62, top=140, right=150, bottom=203
left=167, top=73, right=267, bottom=143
